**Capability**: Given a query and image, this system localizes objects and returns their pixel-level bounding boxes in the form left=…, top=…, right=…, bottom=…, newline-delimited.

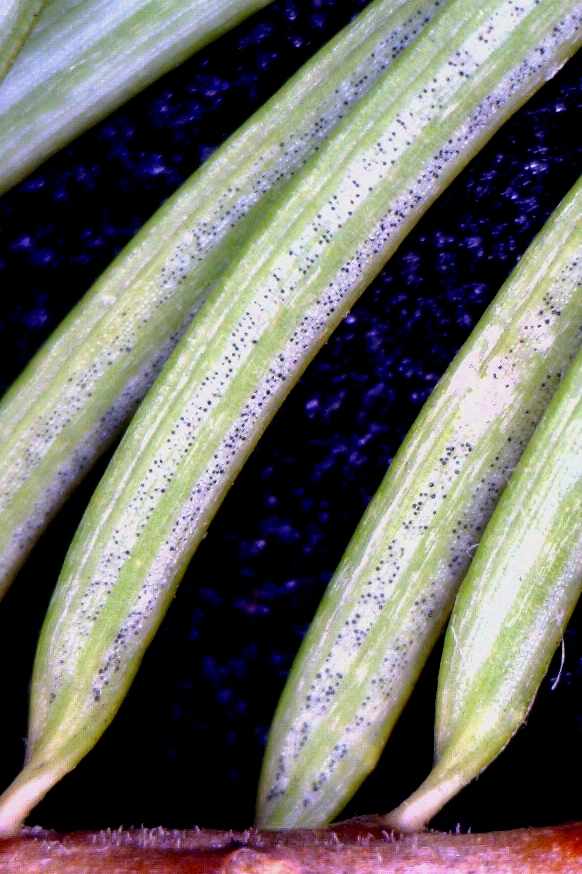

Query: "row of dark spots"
left=304, top=665, right=344, bottom=713
left=353, top=440, right=474, bottom=617
left=155, top=212, right=247, bottom=294
left=508, top=0, right=537, bottom=20
left=383, top=638, right=414, bottom=674
left=94, top=338, right=179, bottom=438
left=411, top=34, right=551, bottom=202
left=448, top=427, right=537, bottom=572
left=23, top=358, right=107, bottom=463
left=264, top=13, right=433, bottom=181
left=78, top=568, right=125, bottom=625
left=265, top=753, right=288, bottom=802
left=118, top=320, right=260, bottom=550
left=25, top=298, right=141, bottom=468
left=296, top=720, right=311, bottom=754
left=305, top=741, right=350, bottom=803
left=94, top=418, right=190, bottom=579
left=412, top=590, right=438, bottom=621
left=180, top=359, right=295, bottom=515
left=176, top=2, right=443, bottom=288
left=477, top=20, right=496, bottom=46
left=91, top=610, right=145, bottom=702
left=499, top=26, right=573, bottom=118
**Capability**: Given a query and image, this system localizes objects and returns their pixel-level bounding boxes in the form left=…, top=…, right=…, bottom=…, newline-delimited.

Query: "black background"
left=0, top=0, right=580, bottom=834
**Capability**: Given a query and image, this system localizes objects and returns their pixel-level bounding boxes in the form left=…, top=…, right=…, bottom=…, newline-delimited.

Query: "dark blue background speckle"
left=0, top=1, right=580, bottom=833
